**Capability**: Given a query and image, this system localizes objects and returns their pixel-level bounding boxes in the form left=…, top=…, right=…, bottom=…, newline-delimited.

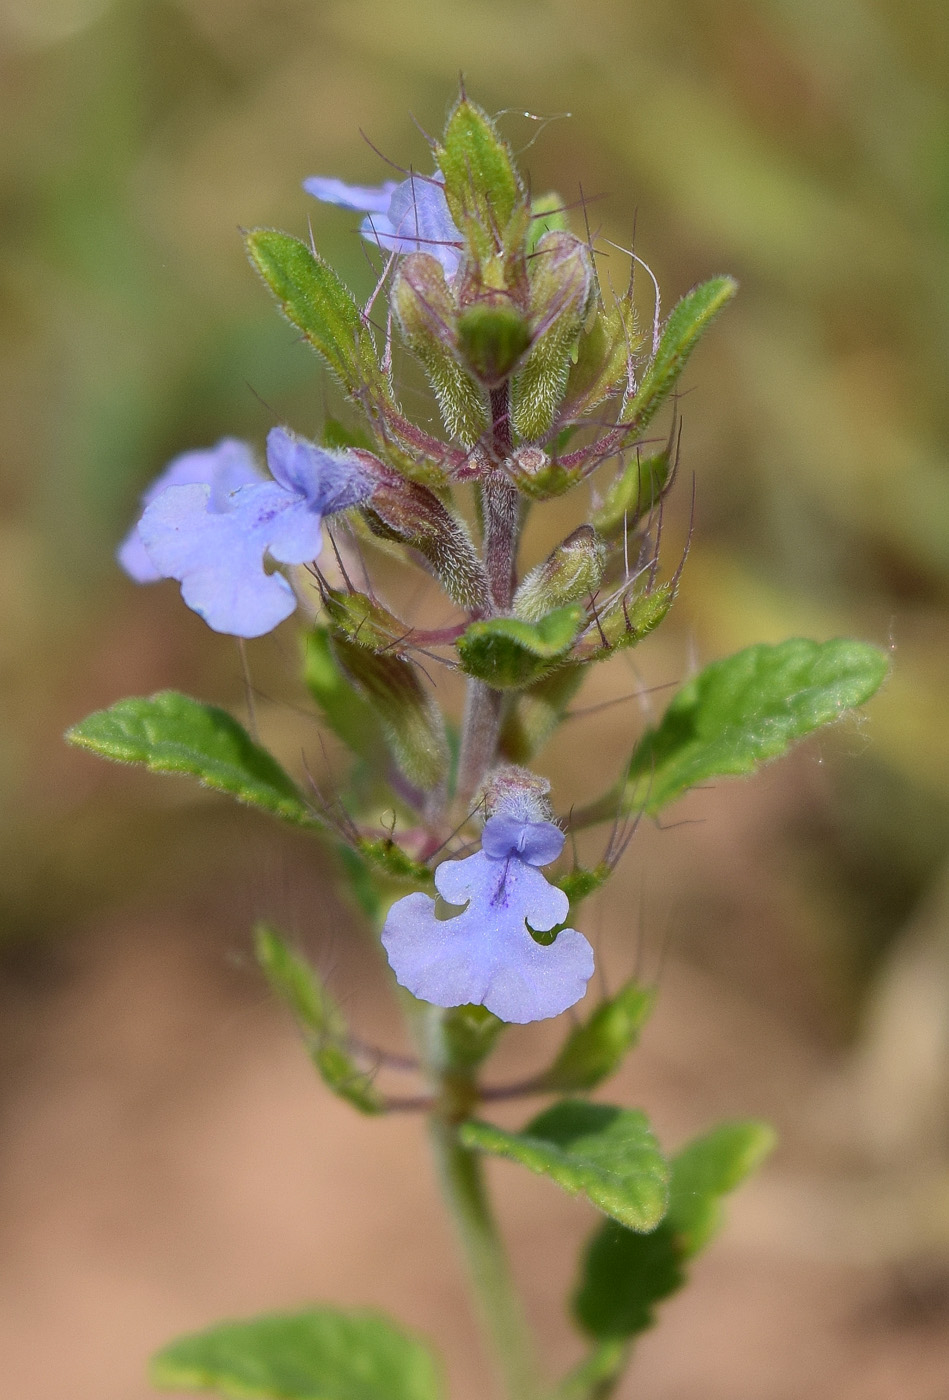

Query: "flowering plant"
left=67, top=92, right=888, bottom=1400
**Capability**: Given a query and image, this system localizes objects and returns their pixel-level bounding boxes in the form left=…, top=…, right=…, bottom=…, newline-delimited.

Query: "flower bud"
left=513, top=526, right=607, bottom=621
left=391, top=253, right=485, bottom=445
left=512, top=232, right=595, bottom=442
left=481, top=765, right=552, bottom=822
left=456, top=298, right=531, bottom=388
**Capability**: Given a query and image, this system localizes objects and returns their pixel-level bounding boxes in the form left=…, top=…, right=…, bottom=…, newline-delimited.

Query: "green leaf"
left=669, top=1120, right=776, bottom=1256
left=457, top=605, right=585, bottom=689
left=572, top=1121, right=775, bottom=1342
left=65, top=691, right=317, bottom=828
left=625, top=637, right=890, bottom=814
left=245, top=229, right=389, bottom=404
left=622, top=276, right=737, bottom=432
left=461, top=1101, right=668, bottom=1231
left=150, top=1306, right=443, bottom=1400
left=540, top=981, right=655, bottom=1093
left=255, top=925, right=384, bottom=1114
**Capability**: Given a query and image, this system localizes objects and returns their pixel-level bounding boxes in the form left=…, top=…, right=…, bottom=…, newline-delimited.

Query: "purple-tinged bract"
left=382, top=815, right=594, bottom=1023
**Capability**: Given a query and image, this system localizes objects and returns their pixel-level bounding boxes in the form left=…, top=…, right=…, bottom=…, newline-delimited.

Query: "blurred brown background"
left=2, top=1, right=949, bottom=1396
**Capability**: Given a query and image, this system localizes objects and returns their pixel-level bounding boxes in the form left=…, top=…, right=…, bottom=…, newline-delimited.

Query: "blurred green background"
left=3, top=1, right=949, bottom=1394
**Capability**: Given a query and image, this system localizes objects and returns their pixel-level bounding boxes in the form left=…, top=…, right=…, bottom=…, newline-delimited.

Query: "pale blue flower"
left=382, top=815, right=594, bottom=1023
left=304, top=172, right=462, bottom=277
left=125, top=428, right=373, bottom=638
left=118, top=439, right=261, bottom=584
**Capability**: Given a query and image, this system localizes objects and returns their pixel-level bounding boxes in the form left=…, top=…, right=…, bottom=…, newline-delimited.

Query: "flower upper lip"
left=304, top=171, right=463, bottom=277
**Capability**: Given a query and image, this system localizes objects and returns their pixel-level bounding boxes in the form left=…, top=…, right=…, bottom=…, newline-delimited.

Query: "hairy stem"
left=457, top=680, right=504, bottom=800
left=456, top=382, right=521, bottom=798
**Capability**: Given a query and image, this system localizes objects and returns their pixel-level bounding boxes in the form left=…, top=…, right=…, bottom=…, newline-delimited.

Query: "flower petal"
left=118, top=439, right=260, bottom=583
left=481, top=815, right=565, bottom=866
left=383, top=850, right=593, bottom=1023
left=265, top=427, right=372, bottom=514
left=303, top=176, right=398, bottom=213
left=359, top=174, right=462, bottom=276
left=138, top=483, right=297, bottom=637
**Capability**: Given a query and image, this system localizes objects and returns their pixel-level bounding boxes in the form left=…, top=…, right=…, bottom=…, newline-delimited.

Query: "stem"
left=457, top=679, right=504, bottom=799
left=428, top=1113, right=544, bottom=1400
left=456, top=382, right=521, bottom=798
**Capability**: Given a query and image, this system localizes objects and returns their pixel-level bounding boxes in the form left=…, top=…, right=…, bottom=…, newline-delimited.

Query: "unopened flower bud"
left=512, top=232, right=595, bottom=442
left=392, top=254, right=486, bottom=445
left=513, top=525, right=607, bottom=621
left=481, top=765, right=552, bottom=823
left=456, top=298, right=531, bottom=388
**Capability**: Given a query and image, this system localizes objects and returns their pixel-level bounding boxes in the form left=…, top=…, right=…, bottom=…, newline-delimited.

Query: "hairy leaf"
left=150, top=1307, right=443, bottom=1400
left=66, top=691, right=316, bottom=827
left=625, top=637, right=889, bottom=813
left=622, top=276, right=737, bottom=432
left=246, top=230, right=389, bottom=405
left=461, top=1101, right=668, bottom=1231
left=573, top=1121, right=775, bottom=1341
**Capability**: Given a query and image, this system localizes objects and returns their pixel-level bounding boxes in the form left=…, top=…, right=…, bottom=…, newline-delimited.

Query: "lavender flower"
left=304, top=172, right=462, bottom=277
left=118, top=439, right=261, bottom=584
left=123, top=428, right=373, bottom=638
left=382, top=815, right=594, bottom=1024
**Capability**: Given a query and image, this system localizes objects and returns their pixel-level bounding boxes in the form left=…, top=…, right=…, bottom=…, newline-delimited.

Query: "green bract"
left=621, top=276, right=738, bottom=432
left=246, top=230, right=390, bottom=408
left=457, top=605, right=586, bottom=688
